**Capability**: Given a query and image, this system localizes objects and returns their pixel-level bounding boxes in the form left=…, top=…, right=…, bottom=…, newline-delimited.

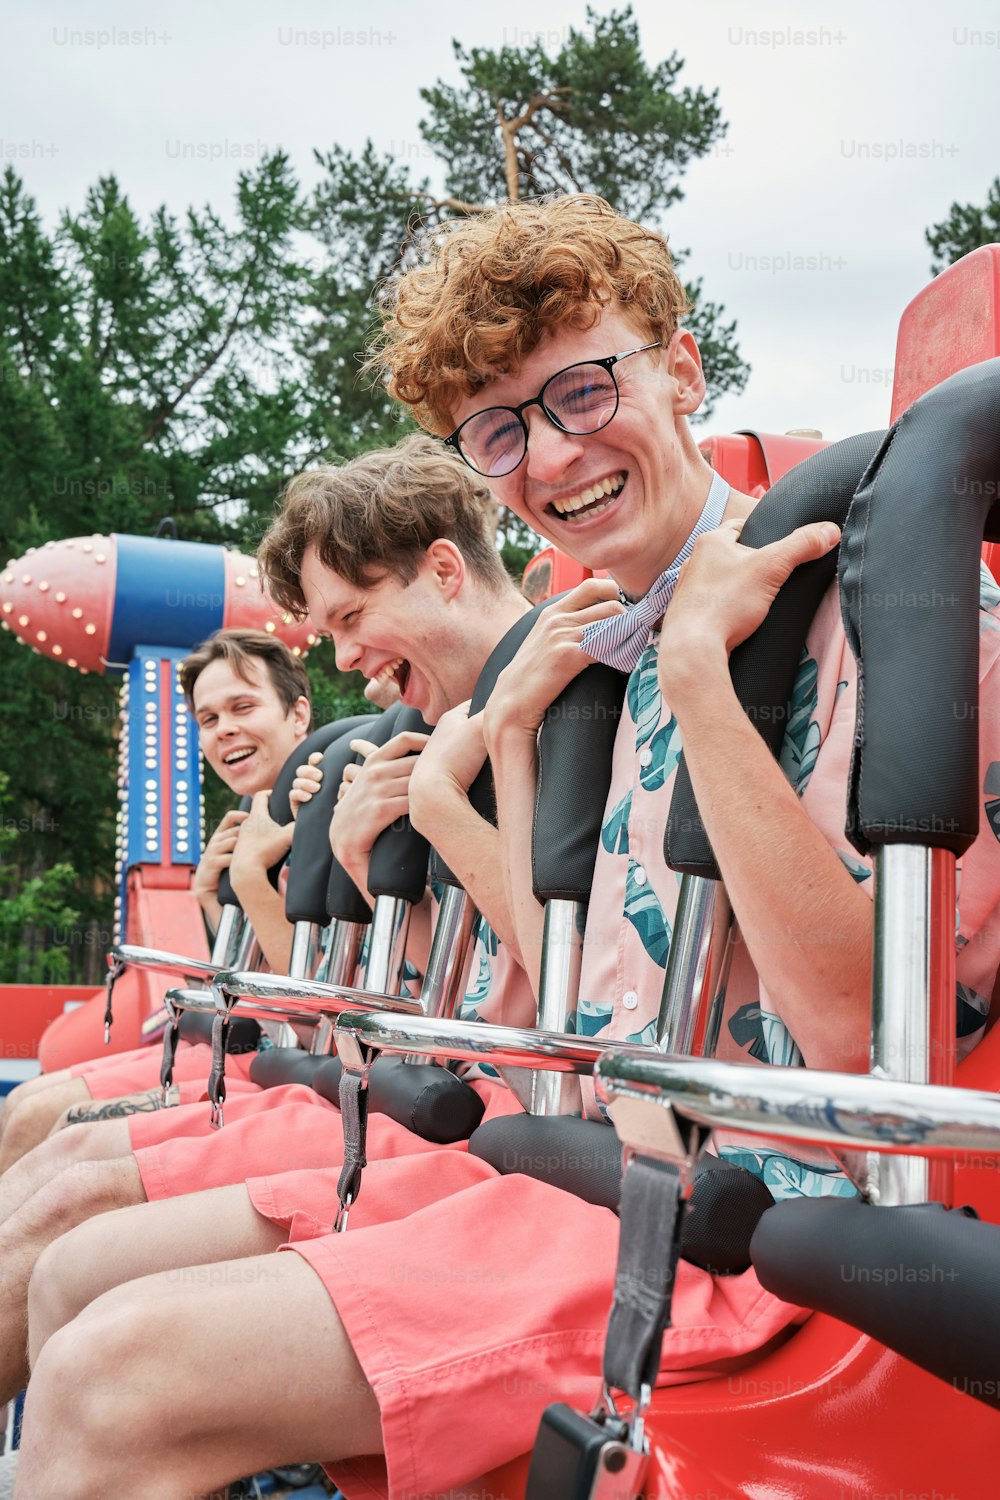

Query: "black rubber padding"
left=469, top=1114, right=774, bottom=1274
left=840, top=358, right=1000, bottom=857
left=260, top=719, right=350, bottom=889
left=436, top=598, right=565, bottom=886
left=325, top=703, right=403, bottom=921
left=216, top=796, right=253, bottom=908
left=750, top=1197, right=1000, bottom=1408
left=532, top=664, right=627, bottom=902
left=285, top=717, right=378, bottom=924
left=367, top=705, right=433, bottom=903
left=248, top=1046, right=327, bottom=1089
left=176, top=1010, right=261, bottom=1055
left=312, top=1054, right=486, bottom=1144
left=666, top=430, right=885, bottom=877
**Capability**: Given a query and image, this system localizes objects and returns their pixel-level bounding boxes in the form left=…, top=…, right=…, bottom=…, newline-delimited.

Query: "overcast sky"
left=5, top=0, right=1000, bottom=443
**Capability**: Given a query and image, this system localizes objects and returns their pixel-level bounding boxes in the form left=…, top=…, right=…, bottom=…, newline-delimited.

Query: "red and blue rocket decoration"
left=0, top=533, right=315, bottom=1063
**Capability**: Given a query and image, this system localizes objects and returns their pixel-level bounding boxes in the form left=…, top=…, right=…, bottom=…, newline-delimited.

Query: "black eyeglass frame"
left=443, top=341, right=663, bottom=478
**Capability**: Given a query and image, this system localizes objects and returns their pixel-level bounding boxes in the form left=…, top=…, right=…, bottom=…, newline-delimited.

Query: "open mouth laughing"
left=223, top=746, right=257, bottom=768
left=545, top=471, right=626, bottom=525
left=372, top=656, right=412, bottom=699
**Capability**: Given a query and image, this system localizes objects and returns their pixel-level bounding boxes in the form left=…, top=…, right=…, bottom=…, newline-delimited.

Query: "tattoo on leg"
left=64, top=1094, right=174, bottom=1125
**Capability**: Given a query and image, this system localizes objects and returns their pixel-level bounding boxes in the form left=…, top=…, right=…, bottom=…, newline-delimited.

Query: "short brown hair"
left=180, top=629, right=311, bottom=722
left=258, top=433, right=510, bottom=618
left=367, top=194, right=691, bottom=435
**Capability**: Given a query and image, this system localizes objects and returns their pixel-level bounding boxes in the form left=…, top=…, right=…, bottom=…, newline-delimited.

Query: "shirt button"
left=622, top=990, right=639, bottom=1010
left=639, top=747, right=652, bottom=767
left=634, top=865, right=647, bottom=886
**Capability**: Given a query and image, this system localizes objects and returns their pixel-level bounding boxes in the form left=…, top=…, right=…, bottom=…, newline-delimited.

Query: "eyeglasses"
left=444, top=342, right=663, bottom=478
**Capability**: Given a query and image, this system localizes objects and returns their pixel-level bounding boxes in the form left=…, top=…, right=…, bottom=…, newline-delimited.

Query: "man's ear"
left=666, top=329, right=706, bottom=418
left=291, top=695, right=311, bottom=738
left=424, top=539, right=466, bottom=602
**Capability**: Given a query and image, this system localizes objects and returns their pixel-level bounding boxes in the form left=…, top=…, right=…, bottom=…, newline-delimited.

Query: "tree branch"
left=137, top=248, right=262, bottom=447
left=495, top=88, right=573, bottom=201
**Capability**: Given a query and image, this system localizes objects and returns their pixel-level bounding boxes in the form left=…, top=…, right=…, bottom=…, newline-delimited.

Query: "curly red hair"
left=368, top=195, right=691, bottom=435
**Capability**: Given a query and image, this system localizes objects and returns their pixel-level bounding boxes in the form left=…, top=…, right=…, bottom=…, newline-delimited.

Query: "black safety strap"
left=104, top=958, right=125, bottom=1044
left=159, top=1015, right=182, bottom=1098
left=208, top=1010, right=229, bottom=1128
left=603, top=1155, right=687, bottom=1399
left=336, top=1068, right=370, bottom=1230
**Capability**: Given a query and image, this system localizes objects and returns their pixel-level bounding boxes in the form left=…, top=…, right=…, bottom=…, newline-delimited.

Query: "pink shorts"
left=72, top=1042, right=259, bottom=1105
left=131, top=1085, right=342, bottom=1201
left=286, top=1172, right=804, bottom=1499
left=243, top=1074, right=522, bottom=1236
left=131, top=1081, right=503, bottom=1209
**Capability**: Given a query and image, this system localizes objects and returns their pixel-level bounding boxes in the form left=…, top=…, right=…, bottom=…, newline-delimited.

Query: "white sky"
left=5, top=0, right=1000, bottom=442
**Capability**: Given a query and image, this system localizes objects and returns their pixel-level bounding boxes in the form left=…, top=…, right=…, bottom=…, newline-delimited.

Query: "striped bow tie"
left=580, top=472, right=730, bottom=674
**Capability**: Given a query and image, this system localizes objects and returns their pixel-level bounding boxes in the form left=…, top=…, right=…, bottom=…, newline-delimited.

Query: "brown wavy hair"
left=367, top=194, right=691, bottom=435
left=258, top=433, right=509, bottom=618
left=180, top=629, right=311, bottom=721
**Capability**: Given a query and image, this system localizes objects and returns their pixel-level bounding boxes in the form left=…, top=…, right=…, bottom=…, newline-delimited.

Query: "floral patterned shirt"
left=574, top=565, right=1000, bottom=1199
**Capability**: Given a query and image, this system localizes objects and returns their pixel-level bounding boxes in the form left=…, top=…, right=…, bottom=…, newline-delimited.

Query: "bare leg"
left=0, top=1070, right=74, bottom=1129
left=28, top=1181, right=288, bottom=1364
left=0, top=1156, right=143, bottom=1402
left=48, top=1084, right=180, bottom=1134
left=0, top=1120, right=132, bottom=1226
left=0, top=1080, right=93, bottom=1172
left=16, top=1253, right=382, bottom=1499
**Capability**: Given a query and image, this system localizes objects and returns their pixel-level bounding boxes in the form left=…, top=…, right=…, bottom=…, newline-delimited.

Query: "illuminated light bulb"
left=18, top=614, right=28, bottom=627
left=38, top=581, right=49, bottom=592
left=67, top=658, right=77, bottom=668
left=82, top=543, right=93, bottom=554
left=72, top=607, right=82, bottom=619
left=21, top=574, right=31, bottom=584
left=36, top=630, right=47, bottom=643
left=2, top=573, right=12, bottom=584
left=2, top=602, right=10, bottom=614
left=306, top=634, right=317, bottom=646
left=235, top=576, right=246, bottom=587
left=292, top=647, right=301, bottom=656
left=95, top=553, right=106, bottom=563
left=55, top=591, right=66, bottom=603
left=52, top=645, right=62, bottom=656
left=84, top=624, right=96, bottom=635
left=265, top=621, right=275, bottom=633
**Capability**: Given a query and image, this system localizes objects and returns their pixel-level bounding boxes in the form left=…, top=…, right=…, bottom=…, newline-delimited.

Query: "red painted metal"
left=0, top=534, right=314, bottom=675
left=37, top=868, right=208, bottom=1070
left=0, top=985, right=98, bottom=1062
left=890, top=244, right=1000, bottom=425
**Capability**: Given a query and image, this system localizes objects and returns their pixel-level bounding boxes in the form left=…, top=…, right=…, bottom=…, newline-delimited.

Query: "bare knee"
left=1, top=1071, right=72, bottom=1124
left=0, top=1082, right=91, bottom=1167
left=19, top=1296, right=168, bottom=1499
left=23, top=1157, right=145, bottom=1243
left=28, top=1225, right=97, bottom=1367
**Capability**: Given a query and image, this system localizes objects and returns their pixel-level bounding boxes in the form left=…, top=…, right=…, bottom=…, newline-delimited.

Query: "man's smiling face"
left=298, top=544, right=475, bottom=726
left=448, top=304, right=706, bottom=598
left=192, top=657, right=307, bottom=793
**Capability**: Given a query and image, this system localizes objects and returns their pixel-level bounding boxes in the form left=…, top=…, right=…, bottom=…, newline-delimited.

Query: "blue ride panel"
left=108, top=535, right=225, bottom=670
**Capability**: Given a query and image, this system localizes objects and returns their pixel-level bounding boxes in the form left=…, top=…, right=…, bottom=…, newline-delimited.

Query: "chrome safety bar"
left=867, top=845, right=957, bottom=1206
left=593, top=1052, right=1000, bottom=1170
left=656, top=876, right=735, bottom=1058
left=166, top=971, right=422, bottom=1032
left=365, top=895, right=411, bottom=995
left=333, top=1010, right=648, bottom=1077
left=532, top=899, right=586, bottom=1114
